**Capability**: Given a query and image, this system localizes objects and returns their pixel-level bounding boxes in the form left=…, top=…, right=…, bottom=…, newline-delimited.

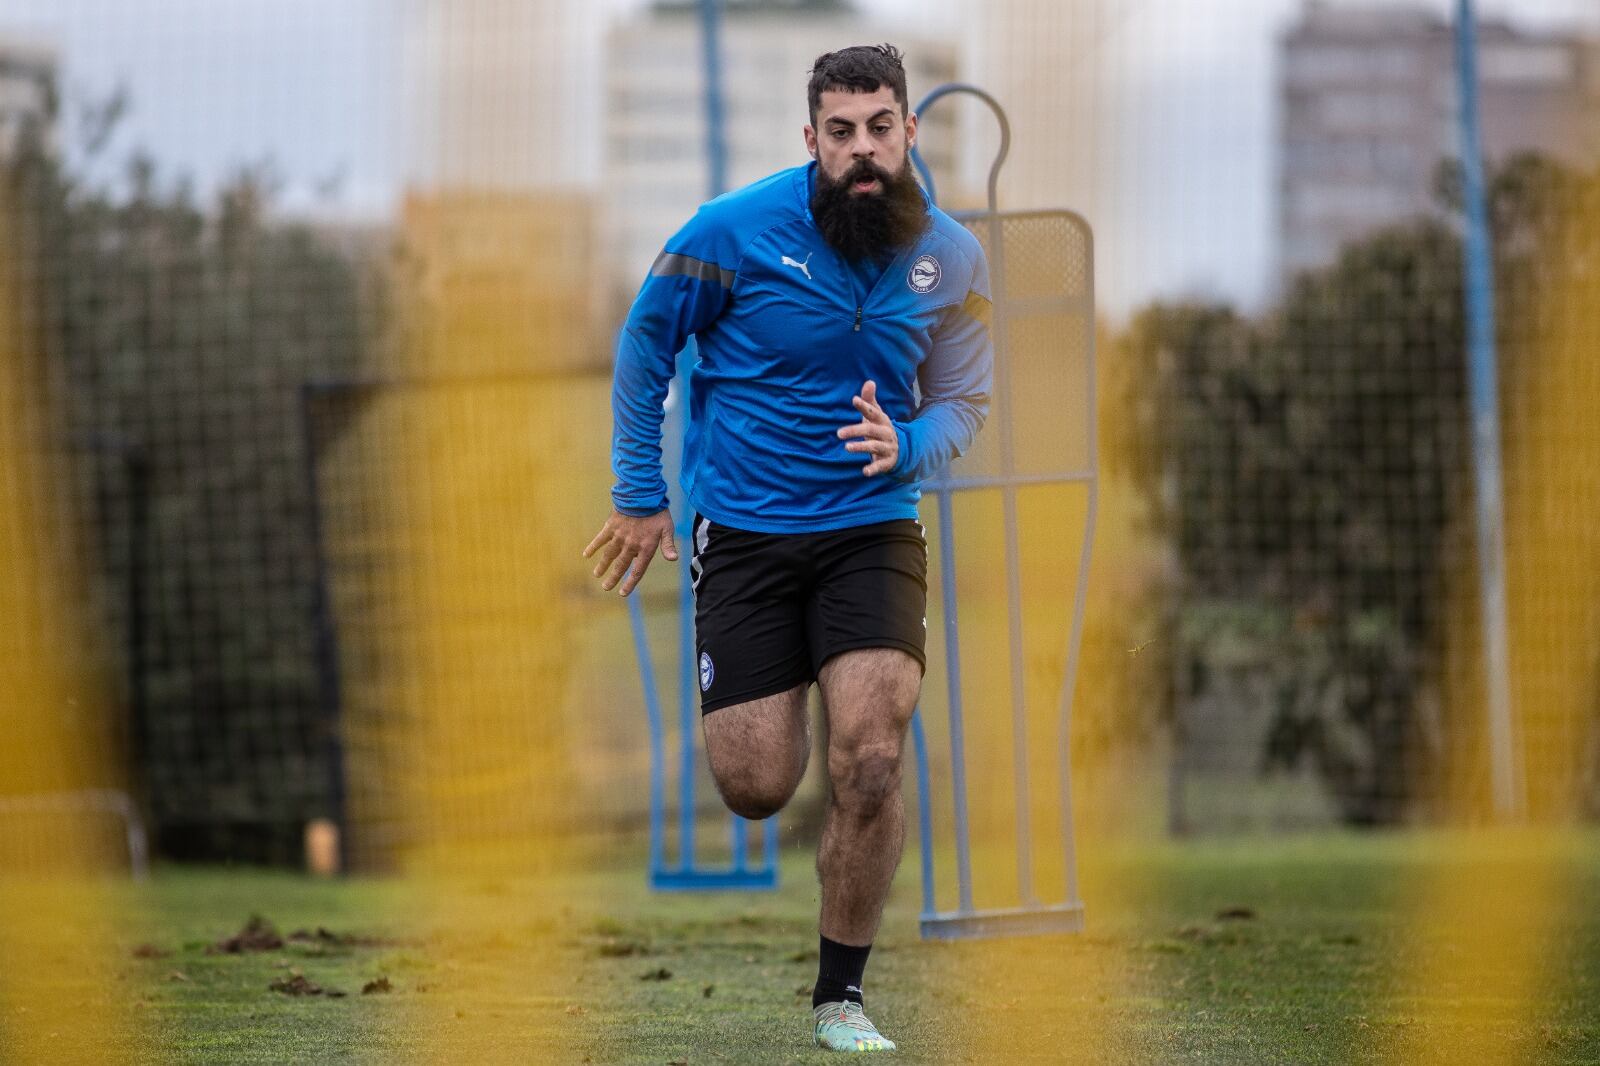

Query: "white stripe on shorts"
left=690, top=515, right=711, bottom=593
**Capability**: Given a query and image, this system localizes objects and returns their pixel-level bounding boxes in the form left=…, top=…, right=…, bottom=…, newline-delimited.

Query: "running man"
left=584, top=44, right=992, bottom=1052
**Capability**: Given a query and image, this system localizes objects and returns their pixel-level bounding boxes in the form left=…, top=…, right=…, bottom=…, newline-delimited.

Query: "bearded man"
left=584, top=43, right=993, bottom=1053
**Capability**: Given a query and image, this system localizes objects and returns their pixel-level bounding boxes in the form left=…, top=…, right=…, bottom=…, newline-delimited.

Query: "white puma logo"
left=781, top=252, right=813, bottom=280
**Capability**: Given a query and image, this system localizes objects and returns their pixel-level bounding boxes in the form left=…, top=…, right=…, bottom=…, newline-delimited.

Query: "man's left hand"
left=837, top=379, right=899, bottom=477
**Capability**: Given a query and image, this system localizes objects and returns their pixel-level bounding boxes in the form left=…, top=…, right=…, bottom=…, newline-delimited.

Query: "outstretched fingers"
left=585, top=509, right=678, bottom=596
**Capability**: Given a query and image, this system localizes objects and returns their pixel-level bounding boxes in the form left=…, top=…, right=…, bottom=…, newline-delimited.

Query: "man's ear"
left=803, top=124, right=818, bottom=158
left=905, top=111, right=918, bottom=151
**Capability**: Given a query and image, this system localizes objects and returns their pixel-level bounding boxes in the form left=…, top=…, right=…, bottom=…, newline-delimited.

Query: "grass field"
left=88, top=828, right=1600, bottom=1064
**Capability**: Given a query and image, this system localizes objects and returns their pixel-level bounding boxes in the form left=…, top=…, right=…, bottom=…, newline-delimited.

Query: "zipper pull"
left=853, top=307, right=862, bottom=332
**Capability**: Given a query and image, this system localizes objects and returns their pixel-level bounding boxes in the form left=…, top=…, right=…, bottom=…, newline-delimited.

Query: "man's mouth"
left=851, top=176, right=882, bottom=194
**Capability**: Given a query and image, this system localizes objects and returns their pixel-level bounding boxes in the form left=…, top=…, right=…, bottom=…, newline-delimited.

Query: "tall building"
left=0, top=36, right=56, bottom=159
left=1278, top=1, right=1600, bottom=277
left=603, top=0, right=957, bottom=304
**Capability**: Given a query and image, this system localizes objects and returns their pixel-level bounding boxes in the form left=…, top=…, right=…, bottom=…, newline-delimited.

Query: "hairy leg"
left=701, top=683, right=811, bottom=820
left=816, top=648, right=920, bottom=944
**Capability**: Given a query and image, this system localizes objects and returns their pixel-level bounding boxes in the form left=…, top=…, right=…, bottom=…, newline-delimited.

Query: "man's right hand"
left=582, top=509, right=679, bottom=596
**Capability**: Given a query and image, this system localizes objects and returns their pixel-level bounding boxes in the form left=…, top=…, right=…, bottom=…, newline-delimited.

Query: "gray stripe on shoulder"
left=651, top=251, right=735, bottom=288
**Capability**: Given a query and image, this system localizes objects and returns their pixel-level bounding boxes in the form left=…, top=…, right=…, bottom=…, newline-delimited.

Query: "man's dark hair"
left=807, top=44, right=909, bottom=126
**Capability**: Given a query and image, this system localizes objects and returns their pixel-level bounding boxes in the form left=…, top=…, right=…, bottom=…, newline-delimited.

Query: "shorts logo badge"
left=699, top=652, right=715, bottom=692
left=908, top=254, right=940, bottom=294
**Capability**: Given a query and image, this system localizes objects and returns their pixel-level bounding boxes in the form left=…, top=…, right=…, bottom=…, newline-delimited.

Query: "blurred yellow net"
left=0, top=198, right=139, bottom=1066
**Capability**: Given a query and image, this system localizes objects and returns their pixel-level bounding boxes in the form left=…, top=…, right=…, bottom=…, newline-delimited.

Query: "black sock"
left=812, top=934, right=871, bottom=1008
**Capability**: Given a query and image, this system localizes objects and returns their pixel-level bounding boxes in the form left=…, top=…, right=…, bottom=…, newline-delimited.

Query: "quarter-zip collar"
left=795, top=161, right=935, bottom=317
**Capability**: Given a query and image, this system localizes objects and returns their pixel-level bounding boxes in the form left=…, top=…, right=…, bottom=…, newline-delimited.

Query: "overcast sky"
left=4, top=0, right=1595, bottom=310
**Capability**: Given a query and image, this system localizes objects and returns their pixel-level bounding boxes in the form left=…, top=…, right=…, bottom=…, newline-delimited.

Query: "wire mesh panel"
left=910, top=207, right=1095, bottom=937
left=946, top=211, right=1094, bottom=484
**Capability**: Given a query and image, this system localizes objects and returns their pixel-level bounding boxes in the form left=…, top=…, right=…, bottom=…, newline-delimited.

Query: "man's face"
left=804, top=86, right=917, bottom=193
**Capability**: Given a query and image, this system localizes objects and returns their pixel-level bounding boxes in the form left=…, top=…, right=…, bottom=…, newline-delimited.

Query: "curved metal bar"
left=909, top=83, right=1012, bottom=215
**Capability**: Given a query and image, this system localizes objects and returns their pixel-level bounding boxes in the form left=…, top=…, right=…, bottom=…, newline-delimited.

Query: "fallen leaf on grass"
left=639, top=967, right=673, bottom=981
left=212, top=915, right=284, bottom=954
left=1215, top=906, right=1257, bottom=921
left=596, top=939, right=646, bottom=958
left=269, top=970, right=346, bottom=997
left=362, top=976, right=393, bottom=995
left=288, top=926, right=395, bottom=948
left=565, top=1004, right=588, bottom=1017
left=131, top=943, right=169, bottom=959
left=269, top=973, right=322, bottom=996
left=166, top=971, right=189, bottom=982
left=702, top=984, right=715, bottom=998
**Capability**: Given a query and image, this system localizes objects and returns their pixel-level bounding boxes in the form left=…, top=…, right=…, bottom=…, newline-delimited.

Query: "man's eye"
left=873, top=126, right=891, bottom=135
left=831, top=130, right=848, bottom=139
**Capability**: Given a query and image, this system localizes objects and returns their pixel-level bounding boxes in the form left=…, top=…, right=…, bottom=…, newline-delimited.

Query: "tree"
left=1132, top=154, right=1600, bottom=826
left=3, top=86, right=378, bottom=860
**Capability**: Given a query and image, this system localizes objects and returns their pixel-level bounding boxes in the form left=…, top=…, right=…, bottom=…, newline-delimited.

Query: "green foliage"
left=1122, top=155, right=1598, bottom=826
left=2, top=87, right=378, bottom=855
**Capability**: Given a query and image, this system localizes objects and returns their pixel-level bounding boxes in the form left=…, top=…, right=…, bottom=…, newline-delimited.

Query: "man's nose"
left=851, top=131, right=875, bottom=158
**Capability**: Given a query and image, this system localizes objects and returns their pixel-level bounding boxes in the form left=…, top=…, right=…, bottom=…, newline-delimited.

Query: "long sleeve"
left=610, top=207, right=739, bottom=515
left=890, top=251, right=994, bottom=483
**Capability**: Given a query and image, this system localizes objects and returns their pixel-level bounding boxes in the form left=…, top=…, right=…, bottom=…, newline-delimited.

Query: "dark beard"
left=811, top=157, right=929, bottom=263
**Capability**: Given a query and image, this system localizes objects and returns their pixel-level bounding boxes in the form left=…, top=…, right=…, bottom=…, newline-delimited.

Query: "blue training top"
left=611, top=162, right=994, bottom=534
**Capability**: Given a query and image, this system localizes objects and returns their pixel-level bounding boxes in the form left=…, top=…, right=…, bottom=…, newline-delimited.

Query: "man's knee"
left=831, top=743, right=902, bottom=816
left=716, top=773, right=797, bottom=821
left=701, top=685, right=809, bottom=820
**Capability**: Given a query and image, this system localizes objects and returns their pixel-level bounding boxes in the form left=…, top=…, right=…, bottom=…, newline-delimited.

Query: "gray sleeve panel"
left=650, top=251, right=735, bottom=289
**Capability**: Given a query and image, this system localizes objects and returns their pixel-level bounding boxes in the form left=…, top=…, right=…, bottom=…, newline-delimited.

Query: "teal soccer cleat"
left=813, top=1001, right=897, bottom=1052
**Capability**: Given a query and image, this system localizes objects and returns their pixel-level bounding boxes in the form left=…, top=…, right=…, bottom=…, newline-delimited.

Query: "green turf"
left=117, top=830, right=1600, bottom=1064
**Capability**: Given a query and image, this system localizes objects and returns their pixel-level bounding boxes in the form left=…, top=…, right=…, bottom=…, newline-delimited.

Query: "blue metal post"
left=676, top=388, right=697, bottom=870
left=936, top=489, right=975, bottom=914
left=910, top=711, right=937, bottom=919
left=698, top=0, right=729, bottom=200
left=667, top=0, right=726, bottom=874
left=985, top=204, right=1036, bottom=909
left=629, top=595, right=668, bottom=875
left=1454, top=0, right=1522, bottom=819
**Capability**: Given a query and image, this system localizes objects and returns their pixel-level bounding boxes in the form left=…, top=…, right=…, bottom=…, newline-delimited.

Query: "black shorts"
left=690, top=513, right=928, bottom=714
